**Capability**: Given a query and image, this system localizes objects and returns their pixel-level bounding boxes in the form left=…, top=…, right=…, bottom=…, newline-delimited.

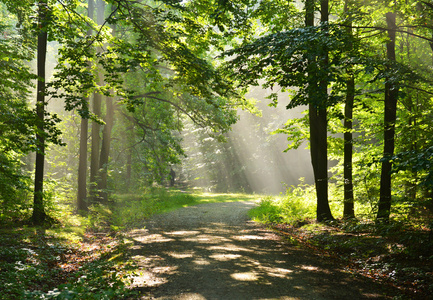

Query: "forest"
left=1, top=0, right=433, bottom=298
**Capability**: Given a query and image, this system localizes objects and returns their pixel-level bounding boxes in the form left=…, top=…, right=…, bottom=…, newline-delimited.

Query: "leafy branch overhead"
left=46, top=0, right=241, bottom=134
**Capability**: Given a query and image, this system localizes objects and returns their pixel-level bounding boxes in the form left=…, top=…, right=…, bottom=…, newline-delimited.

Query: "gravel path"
left=127, top=201, right=397, bottom=299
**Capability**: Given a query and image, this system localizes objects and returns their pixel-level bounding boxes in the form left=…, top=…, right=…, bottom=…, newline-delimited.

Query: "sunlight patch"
left=233, top=235, right=266, bottom=240
left=182, top=234, right=228, bottom=243
left=264, top=266, right=293, bottom=278
left=209, top=253, right=241, bottom=261
left=133, top=234, right=174, bottom=243
left=231, top=272, right=259, bottom=281
left=175, top=293, right=207, bottom=299
left=193, top=258, right=210, bottom=265
left=169, top=252, right=194, bottom=259
left=167, top=230, right=200, bottom=236
left=299, top=265, right=319, bottom=271
left=208, top=244, right=252, bottom=252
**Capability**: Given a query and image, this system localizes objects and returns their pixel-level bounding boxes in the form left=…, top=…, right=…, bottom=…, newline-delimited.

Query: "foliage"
left=392, top=145, right=433, bottom=188
left=86, top=189, right=199, bottom=231
left=223, top=24, right=352, bottom=108
left=0, top=226, right=137, bottom=300
left=252, top=191, right=433, bottom=298
left=0, top=11, right=36, bottom=218
left=249, top=183, right=316, bottom=224
left=270, top=218, right=433, bottom=298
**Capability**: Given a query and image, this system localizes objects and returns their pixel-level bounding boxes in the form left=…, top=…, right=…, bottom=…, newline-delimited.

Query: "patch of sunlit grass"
left=47, top=225, right=85, bottom=244
left=192, top=192, right=259, bottom=204
left=249, top=184, right=316, bottom=224
left=111, top=188, right=200, bottom=229
left=111, top=190, right=263, bottom=230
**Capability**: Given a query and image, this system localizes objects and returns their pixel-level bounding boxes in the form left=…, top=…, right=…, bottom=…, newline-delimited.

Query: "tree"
left=97, top=4, right=117, bottom=203
left=77, top=0, right=95, bottom=212
left=47, top=0, right=242, bottom=198
left=342, top=0, right=355, bottom=218
left=0, top=3, right=35, bottom=219
left=377, top=11, right=398, bottom=222
left=89, top=0, right=105, bottom=203
left=309, top=0, right=334, bottom=221
left=219, top=0, right=346, bottom=221
left=32, top=0, right=49, bottom=224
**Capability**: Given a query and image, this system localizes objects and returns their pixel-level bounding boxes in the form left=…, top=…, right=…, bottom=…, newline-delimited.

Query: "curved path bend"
left=127, top=201, right=397, bottom=299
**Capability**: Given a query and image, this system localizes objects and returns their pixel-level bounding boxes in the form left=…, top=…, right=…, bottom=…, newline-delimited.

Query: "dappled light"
left=127, top=202, right=395, bottom=299
left=2, top=0, right=432, bottom=298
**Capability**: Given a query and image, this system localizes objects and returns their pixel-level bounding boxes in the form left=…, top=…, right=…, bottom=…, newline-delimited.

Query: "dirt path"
left=127, top=201, right=398, bottom=299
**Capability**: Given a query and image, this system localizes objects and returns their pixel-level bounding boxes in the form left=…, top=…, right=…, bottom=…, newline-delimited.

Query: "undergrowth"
left=105, top=188, right=199, bottom=230
left=0, top=188, right=198, bottom=299
left=0, top=226, right=138, bottom=300
left=249, top=183, right=433, bottom=299
left=1, top=188, right=257, bottom=299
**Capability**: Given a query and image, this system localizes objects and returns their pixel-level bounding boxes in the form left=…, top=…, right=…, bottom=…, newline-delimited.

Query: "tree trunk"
left=98, top=96, right=114, bottom=202
left=77, top=0, right=94, bottom=212
left=98, top=6, right=116, bottom=203
left=343, top=0, right=355, bottom=219
left=77, top=117, right=89, bottom=211
left=377, top=12, right=398, bottom=222
left=405, top=34, right=417, bottom=201
left=310, top=105, right=333, bottom=221
left=90, top=97, right=101, bottom=202
left=32, top=0, right=48, bottom=225
left=89, top=0, right=105, bottom=203
left=305, top=0, right=334, bottom=222
left=343, top=74, right=355, bottom=218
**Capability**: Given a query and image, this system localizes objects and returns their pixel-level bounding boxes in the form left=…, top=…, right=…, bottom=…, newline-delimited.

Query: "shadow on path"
left=126, top=202, right=398, bottom=299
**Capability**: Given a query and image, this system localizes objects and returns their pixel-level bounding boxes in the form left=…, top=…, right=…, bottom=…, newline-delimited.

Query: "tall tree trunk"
left=77, top=0, right=94, bottom=212
left=343, top=0, right=355, bottom=218
left=98, top=96, right=114, bottom=202
left=32, top=0, right=48, bottom=225
left=306, top=0, right=334, bottom=222
left=90, top=97, right=101, bottom=202
left=343, top=75, right=355, bottom=218
left=377, top=12, right=398, bottom=222
left=405, top=32, right=417, bottom=201
left=310, top=105, right=333, bottom=221
left=77, top=117, right=89, bottom=211
left=98, top=8, right=116, bottom=203
left=89, top=0, right=105, bottom=203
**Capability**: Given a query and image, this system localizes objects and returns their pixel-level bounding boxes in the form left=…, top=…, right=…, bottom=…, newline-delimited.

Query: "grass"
left=191, top=191, right=259, bottom=203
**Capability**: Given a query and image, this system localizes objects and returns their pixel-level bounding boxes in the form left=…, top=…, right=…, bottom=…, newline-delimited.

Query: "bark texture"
left=32, top=0, right=48, bottom=225
left=343, top=0, right=355, bottom=218
left=77, top=0, right=94, bottom=212
left=377, top=12, right=398, bottom=222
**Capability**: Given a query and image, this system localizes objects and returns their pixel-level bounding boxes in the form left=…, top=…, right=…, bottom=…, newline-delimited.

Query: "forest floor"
left=2, top=194, right=430, bottom=299
left=125, top=201, right=404, bottom=299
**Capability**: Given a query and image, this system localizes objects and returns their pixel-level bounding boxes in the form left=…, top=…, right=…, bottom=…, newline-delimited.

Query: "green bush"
left=249, top=184, right=316, bottom=224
